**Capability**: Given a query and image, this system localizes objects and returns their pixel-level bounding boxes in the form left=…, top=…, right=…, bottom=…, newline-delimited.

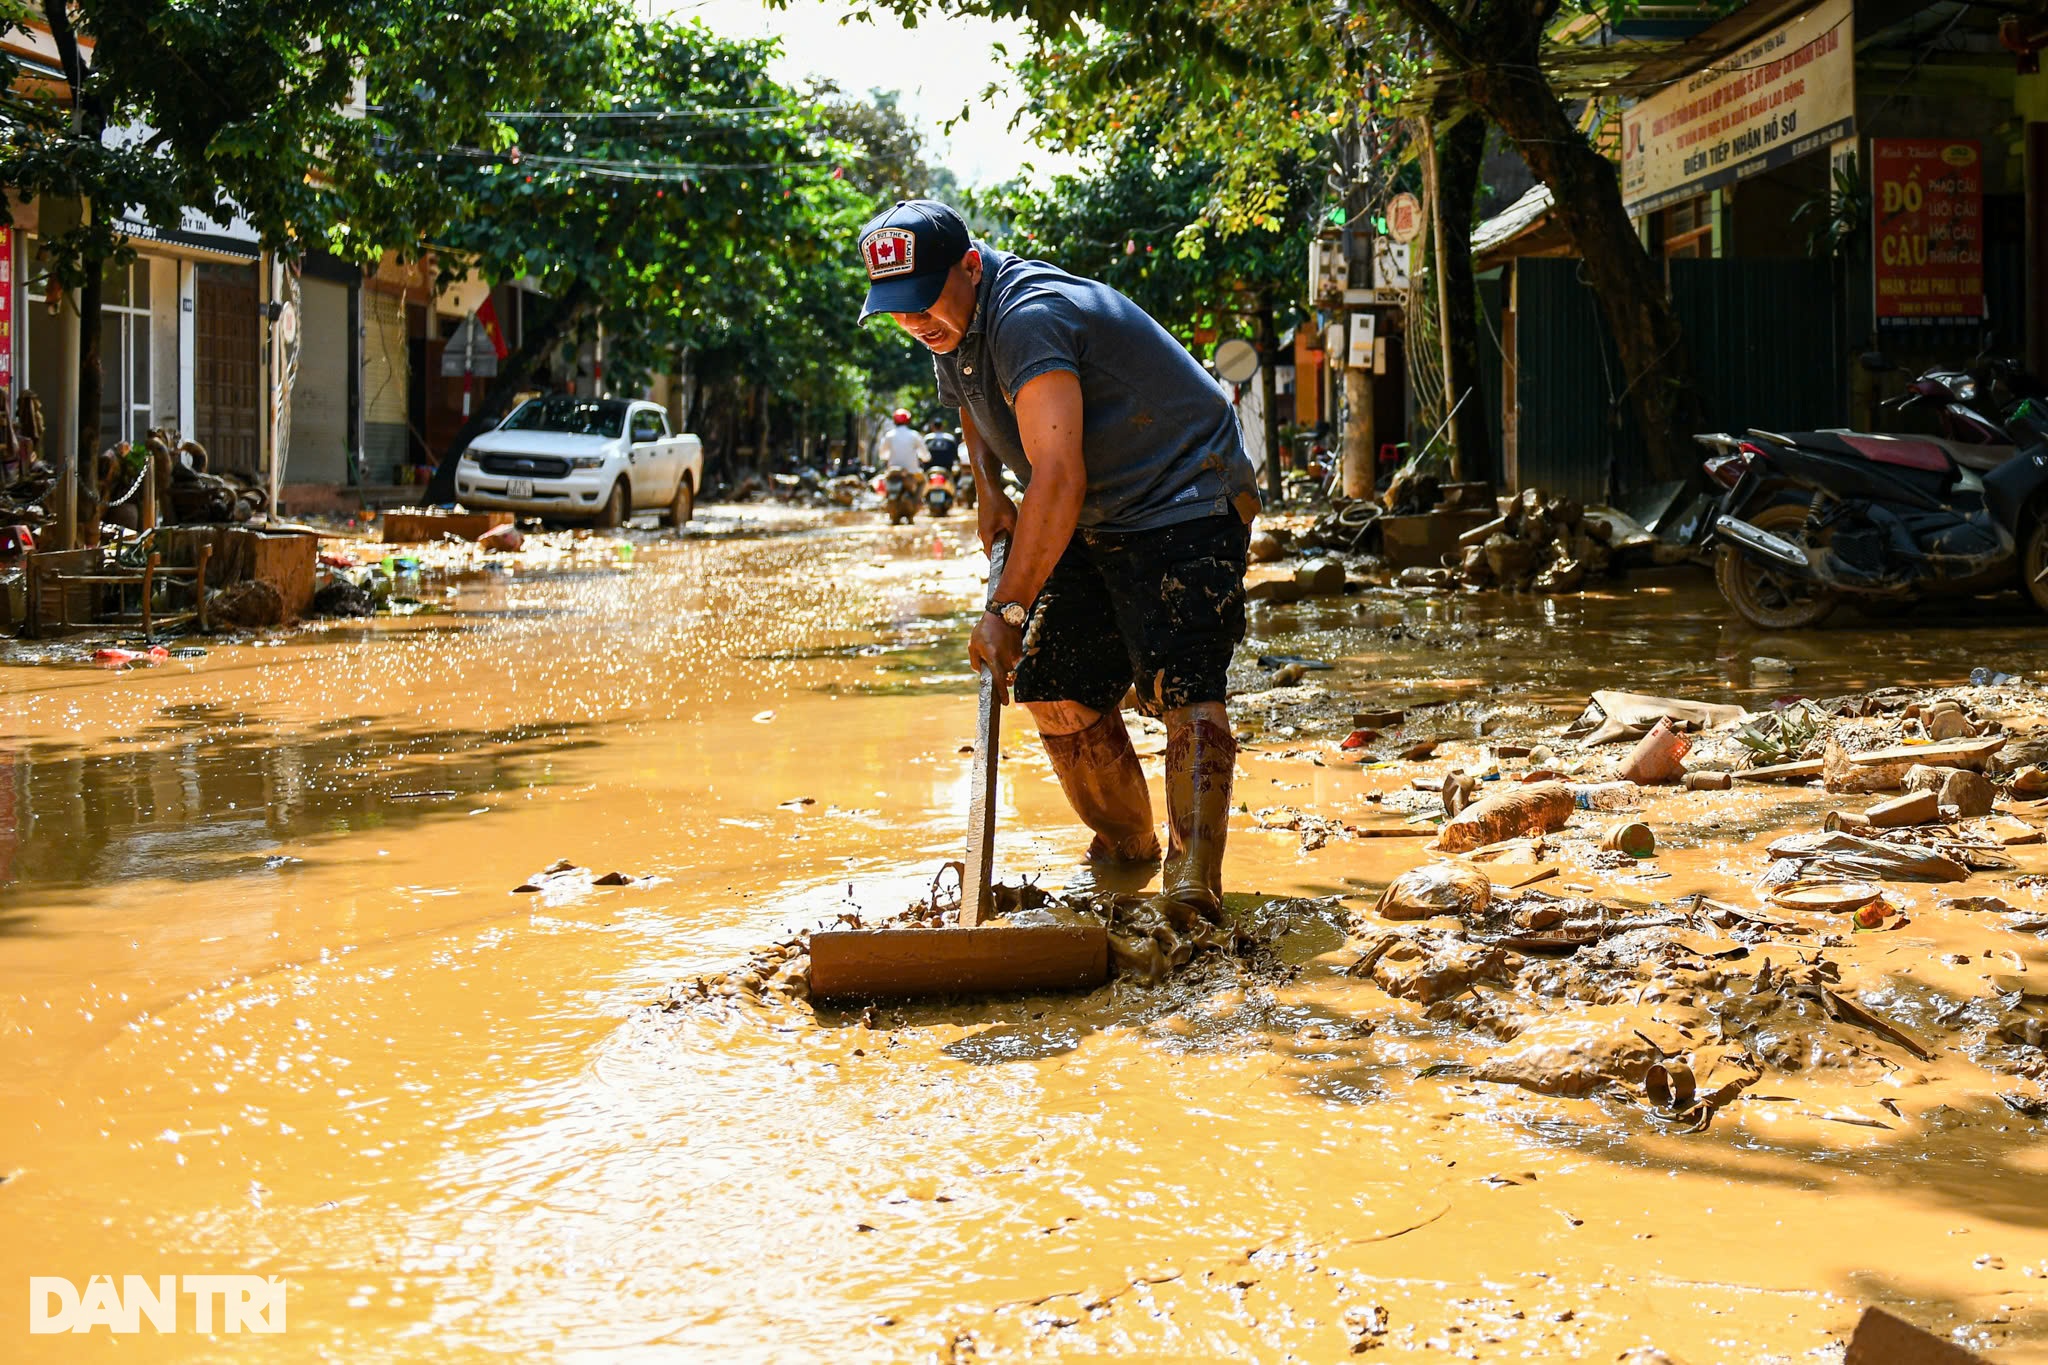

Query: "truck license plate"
left=508, top=479, right=533, bottom=499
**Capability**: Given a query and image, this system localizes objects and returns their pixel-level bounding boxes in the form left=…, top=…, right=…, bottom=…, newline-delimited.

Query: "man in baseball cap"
left=855, top=198, right=1261, bottom=958
left=856, top=199, right=972, bottom=323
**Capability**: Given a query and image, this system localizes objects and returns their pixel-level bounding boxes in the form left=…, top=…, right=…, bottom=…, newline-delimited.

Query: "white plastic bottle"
left=1570, top=781, right=1642, bottom=811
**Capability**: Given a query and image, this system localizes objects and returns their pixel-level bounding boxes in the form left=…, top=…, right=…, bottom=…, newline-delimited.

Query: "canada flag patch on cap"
left=862, top=227, right=916, bottom=280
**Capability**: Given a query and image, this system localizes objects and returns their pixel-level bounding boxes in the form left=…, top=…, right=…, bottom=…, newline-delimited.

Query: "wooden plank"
left=1849, top=736, right=2004, bottom=768
left=808, top=924, right=1109, bottom=1001
left=959, top=533, right=1009, bottom=929
left=1733, top=758, right=1824, bottom=782
left=1866, top=790, right=1939, bottom=827
left=381, top=509, right=515, bottom=543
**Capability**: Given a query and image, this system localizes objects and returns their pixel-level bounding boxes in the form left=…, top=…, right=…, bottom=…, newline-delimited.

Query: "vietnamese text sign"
left=1622, top=0, right=1854, bottom=214
left=1872, top=139, right=1985, bottom=322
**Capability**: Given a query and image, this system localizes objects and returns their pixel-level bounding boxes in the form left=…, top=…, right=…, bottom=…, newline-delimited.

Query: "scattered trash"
left=1903, top=764, right=1996, bottom=817
left=1571, top=780, right=1642, bottom=811
left=1765, top=831, right=1972, bottom=883
left=478, top=522, right=525, bottom=553
left=1570, top=690, right=1747, bottom=747
left=1970, top=666, right=2024, bottom=686
left=1619, top=717, right=1691, bottom=784
left=1435, top=783, right=1576, bottom=853
left=1375, top=862, right=1493, bottom=920
left=1599, top=821, right=1655, bottom=858
left=312, top=580, right=375, bottom=618
left=1864, top=789, right=1938, bottom=828
left=91, top=645, right=168, bottom=669
left=1769, top=881, right=1882, bottom=915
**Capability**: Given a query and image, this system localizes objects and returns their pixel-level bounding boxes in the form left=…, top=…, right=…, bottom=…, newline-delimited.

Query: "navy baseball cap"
left=857, top=200, right=971, bottom=323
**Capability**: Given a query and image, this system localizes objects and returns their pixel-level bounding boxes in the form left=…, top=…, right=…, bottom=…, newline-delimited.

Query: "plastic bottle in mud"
left=1435, top=782, right=1577, bottom=853
left=1570, top=781, right=1642, bottom=811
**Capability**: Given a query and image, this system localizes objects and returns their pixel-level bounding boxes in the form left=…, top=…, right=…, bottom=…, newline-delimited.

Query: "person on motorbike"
left=855, top=198, right=1259, bottom=931
left=924, top=420, right=960, bottom=473
left=874, top=409, right=929, bottom=498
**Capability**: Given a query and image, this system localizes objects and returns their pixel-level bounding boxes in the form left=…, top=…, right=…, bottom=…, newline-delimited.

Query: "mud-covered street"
left=3, top=512, right=2047, bottom=1362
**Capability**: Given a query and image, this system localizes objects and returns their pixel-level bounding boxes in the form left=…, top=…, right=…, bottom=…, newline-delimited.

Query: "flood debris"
left=512, top=858, right=649, bottom=896
left=1375, top=862, right=1491, bottom=920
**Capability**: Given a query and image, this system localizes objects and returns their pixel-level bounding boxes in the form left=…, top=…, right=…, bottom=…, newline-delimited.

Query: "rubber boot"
left=1040, top=708, right=1161, bottom=863
left=1146, top=715, right=1237, bottom=929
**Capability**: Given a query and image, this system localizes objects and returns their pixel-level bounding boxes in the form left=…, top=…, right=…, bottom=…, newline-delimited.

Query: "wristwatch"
left=991, top=601, right=1029, bottom=629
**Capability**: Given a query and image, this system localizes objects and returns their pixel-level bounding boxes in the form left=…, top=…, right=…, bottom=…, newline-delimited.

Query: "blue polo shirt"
left=933, top=244, right=1258, bottom=534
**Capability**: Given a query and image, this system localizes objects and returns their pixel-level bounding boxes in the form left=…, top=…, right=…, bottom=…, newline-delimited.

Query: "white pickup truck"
left=454, top=396, right=703, bottom=528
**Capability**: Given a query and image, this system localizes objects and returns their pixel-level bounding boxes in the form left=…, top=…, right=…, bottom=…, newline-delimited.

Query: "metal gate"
left=1509, top=256, right=1842, bottom=502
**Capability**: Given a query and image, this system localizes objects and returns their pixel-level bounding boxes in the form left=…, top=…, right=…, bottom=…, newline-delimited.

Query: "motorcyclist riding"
left=875, top=409, right=929, bottom=497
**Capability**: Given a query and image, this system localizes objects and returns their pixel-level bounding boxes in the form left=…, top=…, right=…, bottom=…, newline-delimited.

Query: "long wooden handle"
left=960, top=533, right=1010, bottom=928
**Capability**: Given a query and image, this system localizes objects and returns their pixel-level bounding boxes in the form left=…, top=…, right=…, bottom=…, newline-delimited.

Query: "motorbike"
left=924, top=467, right=954, bottom=518
left=953, top=464, right=976, bottom=510
left=1861, top=349, right=2047, bottom=470
left=878, top=468, right=921, bottom=525
left=1696, top=397, right=2048, bottom=629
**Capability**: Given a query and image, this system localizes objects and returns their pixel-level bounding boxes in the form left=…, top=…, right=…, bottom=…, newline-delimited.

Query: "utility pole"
left=1421, top=117, right=1462, bottom=480
left=1336, top=2, right=1375, bottom=502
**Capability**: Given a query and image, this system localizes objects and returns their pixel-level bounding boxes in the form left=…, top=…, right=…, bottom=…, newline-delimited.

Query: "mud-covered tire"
left=594, top=479, right=629, bottom=530
left=662, top=474, right=694, bottom=529
left=1715, top=501, right=1838, bottom=629
left=2023, top=518, right=2048, bottom=614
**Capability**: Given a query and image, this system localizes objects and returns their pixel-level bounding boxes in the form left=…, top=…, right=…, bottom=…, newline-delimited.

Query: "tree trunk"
left=427, top=277, right=596, bottom=502
left=75, top=261, right=104, bottom=542
left=46, top=0, right=106, bottom=541
left=1469, top=67, right=1704, bottom=489
left=1433, top=110, right=1495, bottom=486
left=1255, top=296, right=1283, bottom=504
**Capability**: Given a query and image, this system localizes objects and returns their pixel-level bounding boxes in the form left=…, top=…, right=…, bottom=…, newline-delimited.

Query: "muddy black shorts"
left=1013, top=513, right=1250, bottom=716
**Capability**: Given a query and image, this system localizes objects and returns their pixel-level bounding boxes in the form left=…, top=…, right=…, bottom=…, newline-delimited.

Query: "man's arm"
left=967, top=369, right=1084, bottom=703
left=992, top=370, right=1084, bottom=610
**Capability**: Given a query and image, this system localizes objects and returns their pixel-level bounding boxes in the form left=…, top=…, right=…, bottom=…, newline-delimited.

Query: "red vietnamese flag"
left=476, top=293, right=510, bottom=361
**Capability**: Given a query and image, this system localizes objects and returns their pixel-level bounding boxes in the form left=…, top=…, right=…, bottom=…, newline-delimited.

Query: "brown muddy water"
left=2, top=506, right=2046, bottom=1361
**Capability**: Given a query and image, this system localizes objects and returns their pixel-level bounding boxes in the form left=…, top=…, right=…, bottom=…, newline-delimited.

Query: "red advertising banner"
left=0, top=223, right=13, bottom=393
left=1872, top=138, right=1985, bottom=321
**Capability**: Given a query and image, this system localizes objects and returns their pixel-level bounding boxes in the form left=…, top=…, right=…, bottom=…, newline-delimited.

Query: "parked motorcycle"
left=879, top=468, right=920, bottom=525
left=1696, top=399, right=2048, bottom=629
left=1862, top=349, right=2047, bottom=470
left=924, top=467, right=954, bottom=518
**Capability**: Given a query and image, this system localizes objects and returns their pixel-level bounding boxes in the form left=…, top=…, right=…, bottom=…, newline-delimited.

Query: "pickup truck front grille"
left=477, top=453, right=572, bottom=479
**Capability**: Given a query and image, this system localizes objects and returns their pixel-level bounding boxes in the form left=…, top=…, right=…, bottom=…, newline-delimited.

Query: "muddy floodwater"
left=3, top=508, right=2046, bottom=1361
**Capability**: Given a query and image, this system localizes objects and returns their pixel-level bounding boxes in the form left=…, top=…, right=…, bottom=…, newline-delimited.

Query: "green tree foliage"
left=0, top=0, right=615, bottom=514
left=873, top=0, right=1710, bottom=488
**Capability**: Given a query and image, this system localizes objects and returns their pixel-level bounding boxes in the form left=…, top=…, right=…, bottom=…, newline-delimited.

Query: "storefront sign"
left=1386, top=192, right=1422, bottom=245
left=1871, top=139, right=1985, bottom=322
left=0, top=224, right=13, bottom=394
left=1621, top=0, right=1855, bottom=214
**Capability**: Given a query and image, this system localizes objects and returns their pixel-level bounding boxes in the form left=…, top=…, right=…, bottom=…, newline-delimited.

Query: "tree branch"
left=1388, top=0, right=1476, bottom=69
